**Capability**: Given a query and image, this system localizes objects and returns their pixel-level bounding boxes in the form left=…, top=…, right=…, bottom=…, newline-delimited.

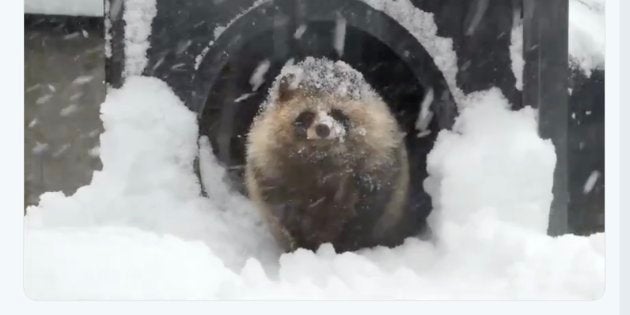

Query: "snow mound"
left=25, top=77, right=281, bottom=274
left=24, top=76, right=604, bottom=300
left=425, top=89, right=556, bottom=235
left=569, top=0, right=605, bottom=76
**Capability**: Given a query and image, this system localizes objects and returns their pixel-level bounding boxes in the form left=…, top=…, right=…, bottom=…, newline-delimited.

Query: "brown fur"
left=245, top=74, right=410, bottom=252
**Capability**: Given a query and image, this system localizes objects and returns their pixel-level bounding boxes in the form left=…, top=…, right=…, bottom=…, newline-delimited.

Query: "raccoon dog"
left=245, top=57, right=411, bottom=252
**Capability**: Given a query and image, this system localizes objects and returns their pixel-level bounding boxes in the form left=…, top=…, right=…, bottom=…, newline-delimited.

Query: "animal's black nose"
left=315, top=124, right=330, bottom=138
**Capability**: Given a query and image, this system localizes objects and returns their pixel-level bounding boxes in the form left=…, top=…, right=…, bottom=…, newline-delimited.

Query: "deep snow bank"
left=24, top=76, right=604, bottom=300
left=425, top=89, right=556, bottom=235
left=24, top=77, right=281, bottom=286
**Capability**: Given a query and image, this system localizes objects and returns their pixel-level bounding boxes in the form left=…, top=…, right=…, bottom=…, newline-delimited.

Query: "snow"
left=510, top=23, right=524, bottom=91
left=26, top=77, right=279, bottom=273
left=426, top=89, right=556, bottom=235
left=25, top=0, right=103, bottom=17
left=213, top=27, right=228, bottom=41
left=234, top=93, right=255, bottom=103
left=35, top=94, right=52, bottom=105
left=569, top=0, right=606, bottom=76
left=334, top=13, right=347, bottom=57
left=583, top=170, right=601, bottom=194
left=87, top=129, right=100, bottom=138
left=194, top=45, right=211, bottom=70
left=23, top=0, right=607, bottom=300
left=176, top=40, right=193, bottom=55
left=264, top=57, right=380, bottom=109
left=507, top=0, right=604, bottom=90
left=311, top=110, right=347, bottom=141
left=70, top=92, right=83, bottom=101
left=52, top=144, right=71, bottom=158
left=24, top=226, right=240, bottom=299
left=414, top=88, right=434, bottom=134
left=416, top=130, right=431, bottom=138
left=63, top=32, right=81, bottom=40
left=202, top=0, right=603, bottom=101
left=72, top=75, right=94, bottom=86
left=294, top=24, right=307, bottom=39
left=88, top=145, right=101, bottom=157
left=24, top=76, right=604, bottom=300
left=59, top=104, right=79, bottom=117
left=123, top=0, right=157, bottom=78
left=249, top=59, right=271, bottom=92
left=26, top=84, right=41, bottom=93
left=104, top=0, right=120, bottom=58
left=464, top=0, right=490, bottom=36
left=212, top=0, right=271, bottom=40
left=32, top=142, right=49, bottom=155
left=360, top=0, right=465, bottom=105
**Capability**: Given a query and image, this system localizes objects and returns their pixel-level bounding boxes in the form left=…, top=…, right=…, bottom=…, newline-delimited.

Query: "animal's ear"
left=277, top=73, right=298, bottom=103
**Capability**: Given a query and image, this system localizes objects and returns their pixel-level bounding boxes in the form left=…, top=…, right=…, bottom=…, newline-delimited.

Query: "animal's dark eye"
left=330, top=109, right=351, bottom=128
left=294, top=111, right=315, bottom=128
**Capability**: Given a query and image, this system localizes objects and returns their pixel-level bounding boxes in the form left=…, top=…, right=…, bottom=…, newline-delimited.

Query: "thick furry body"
left=245, top=58, right=411, bottom=252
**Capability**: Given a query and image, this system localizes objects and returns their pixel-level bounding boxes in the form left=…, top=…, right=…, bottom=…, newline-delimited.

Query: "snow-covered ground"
left=24, top=76, right=604, bottom=300
left=24, top=0, right=606, bottom=300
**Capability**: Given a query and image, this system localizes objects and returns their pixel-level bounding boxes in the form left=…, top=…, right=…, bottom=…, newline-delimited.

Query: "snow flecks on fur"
left=264, top=57, right=381, bottom=109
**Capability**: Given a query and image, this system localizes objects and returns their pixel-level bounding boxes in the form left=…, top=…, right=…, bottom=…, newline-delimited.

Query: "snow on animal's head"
left=265, top=57, right=378, bottom=107
left=247, top=57, right=403, bottom=165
